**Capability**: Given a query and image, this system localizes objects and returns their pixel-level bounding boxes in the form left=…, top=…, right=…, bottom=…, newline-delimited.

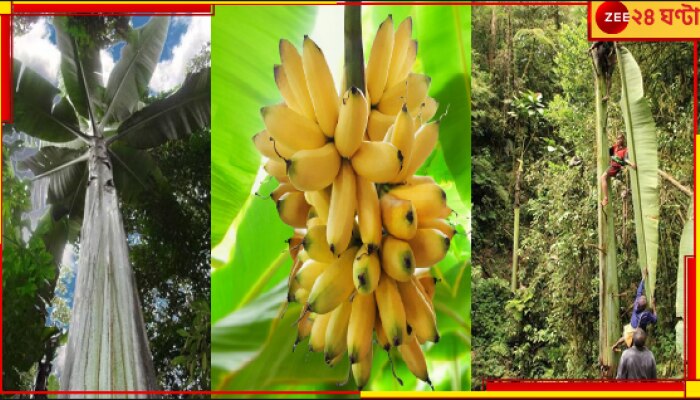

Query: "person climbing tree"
left=612, top=268, right=657, bottom=352
left=589, top=41, right=616, bottom=101
left=600, top=133, right=637, bottom=207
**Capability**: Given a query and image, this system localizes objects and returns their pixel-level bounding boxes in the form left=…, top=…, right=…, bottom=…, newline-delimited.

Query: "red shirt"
left=610, top=144, right=628, bottom=167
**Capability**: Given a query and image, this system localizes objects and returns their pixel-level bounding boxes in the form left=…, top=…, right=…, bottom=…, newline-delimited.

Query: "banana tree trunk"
left=593, top=56, right=619, bottom=378
left=60, top=139, right=156, bottom=396
left=511, top=159, right=523, bottom=291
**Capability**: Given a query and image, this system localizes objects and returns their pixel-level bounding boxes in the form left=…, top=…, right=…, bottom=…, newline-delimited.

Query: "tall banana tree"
left=590, top=45, right=619, bottom=378
left=13, top=17, right=211, bottom=392
left=616, top=45, right=660, bottom=300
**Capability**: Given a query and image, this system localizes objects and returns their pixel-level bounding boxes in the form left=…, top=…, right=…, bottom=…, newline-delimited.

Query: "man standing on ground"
left=616, top=328, right=657, bottom=379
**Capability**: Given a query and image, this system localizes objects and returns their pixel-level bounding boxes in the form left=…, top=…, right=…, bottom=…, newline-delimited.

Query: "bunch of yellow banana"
left=252, top=15, right=456, bottom=391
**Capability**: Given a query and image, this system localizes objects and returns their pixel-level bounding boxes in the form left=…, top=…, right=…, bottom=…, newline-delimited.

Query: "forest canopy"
left=471, top=6, right=691, bottom=386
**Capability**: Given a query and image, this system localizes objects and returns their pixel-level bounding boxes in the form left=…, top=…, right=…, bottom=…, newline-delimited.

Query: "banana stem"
left=344, top=5, right=365, bottom=92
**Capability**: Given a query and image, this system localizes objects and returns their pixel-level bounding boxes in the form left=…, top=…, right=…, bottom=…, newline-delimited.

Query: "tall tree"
left=590, top=42, right=619, bottom=378
left=14, top=16, right=210, bottom=391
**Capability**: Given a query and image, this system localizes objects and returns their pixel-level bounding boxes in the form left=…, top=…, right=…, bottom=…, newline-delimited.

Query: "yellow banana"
left=261, top=104, right=327, bottom=151
left=288, top=142, right=341, bottom=191
left=367, top=109, right=395, bottom=142
left=295, top=259, right=327, bottom=291
left=366, top=15, right=394, bottom=105
left=327, top=161, right=357, bottom=256
left=307, top=246, right=357, bottom=314
left=415, top=97, right=438, bottom=125
left=309, top=312, right=331, bottom=352
left=270, top=182, right=295, bottom=202
left=297, top=248, right=310, bottom=263
left=303, top=36, right=339, bottom=137
left=386, top=17, right=412, bottom=89
left=375, top=272, right=408, bottom=346
left=273, top=64, right=300, bottom=113
left=294, top=287, right=309, bottom=304
left=390, top=105, right=415, bottom=164
left=351, top=141, right=403, bottom=183
left=397, top=39, right=417, bottom=83
left=406, top=175, right=436, bottom=186
left=294, top=311, right=313, bottom=350
left=389, top=181, right=451, bottom=220
left=408, top=228, right=451, bottom=267
left=276, top=191, right=310, bottom=228
left=398, top=278, right=439, bottom=344
left=264, top=158, right=289, bottom=183
left=381, top=235, right=416, bottom=282
left=378, top=73, right=431, bottom=117
left=398, top=335, right=433, bottom=387
left=351, top=346, right=373, bottom=390
left=419, top=218, right=457, bottom=239
left=279, top=39, right=316, bottom=121
left=415, top=270, right=437, bottom=301
left=380, top=194, right=417, bottom=240
left=356, top=175, right=382, bottom=251
left=353, top=246, right=381, bottom=294
left=374, top=316, right=391, bottom=351
left=302, top=224, right=335, bottom=263
left=324, top=300, right=352, bottom=364
left=253, top=130, right=292, bottom=160
left=306, top=213, right=324, bottom=229
left=335, top=87, right=369, bottom=157
left=347, top=292, right=376, bottom=364
left=402, top=121, right=440, bottom=179
left=304, top=189, right=331, bottom=223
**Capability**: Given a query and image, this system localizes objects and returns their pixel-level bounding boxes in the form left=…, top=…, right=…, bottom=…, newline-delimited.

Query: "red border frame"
left=0, top=0, right=696, bottom=397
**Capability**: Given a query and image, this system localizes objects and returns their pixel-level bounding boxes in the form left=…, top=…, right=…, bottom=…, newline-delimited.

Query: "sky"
left=14, top=16, right=210, bottom=94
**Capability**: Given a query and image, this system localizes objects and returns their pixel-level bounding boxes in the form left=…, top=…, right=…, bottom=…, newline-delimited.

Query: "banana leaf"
left=102, top=17, right=169, bottom=125
left=675, top=196, right=693, bottom=354
left=616, top=46, right=660, bottom=299
left=13, top=59, right=81, bottom=143
left=115, top=68, right=211, bottom=149
left=54, top=16, right=105, bottom=120
left=210, top=6, right=316, bottom=250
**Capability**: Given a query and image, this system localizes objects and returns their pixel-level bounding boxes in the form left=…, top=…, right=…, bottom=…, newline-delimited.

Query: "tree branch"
left=658, top=169, right=692, bottom=197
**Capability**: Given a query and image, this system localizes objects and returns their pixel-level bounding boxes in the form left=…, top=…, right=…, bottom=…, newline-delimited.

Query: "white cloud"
left=149, top=17, right=210, bottom=93
left=99, top=49, right=115, bottom=86
left=14, top=18, right=61, bottom=85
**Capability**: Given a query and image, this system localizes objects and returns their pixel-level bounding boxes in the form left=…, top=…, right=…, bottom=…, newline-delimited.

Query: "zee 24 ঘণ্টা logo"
left=595, top=1, right=700, bottom=35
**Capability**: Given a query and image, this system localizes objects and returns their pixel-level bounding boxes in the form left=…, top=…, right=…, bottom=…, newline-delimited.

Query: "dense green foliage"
left=472, top=6, right=691, bottom=387
left=1, top=142, right=60, bottom=390
left=121, top=128, right=211, bottom=392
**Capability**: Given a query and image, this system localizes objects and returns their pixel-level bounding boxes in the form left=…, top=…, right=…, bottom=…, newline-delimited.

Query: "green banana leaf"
left=109, top=142, right=164, bottom=203
left=13, top=59, right=81, bottom=143
left=617, top=46, right=660, bottom=299
left=210, top=6, right=316, bottom=249
left=102, top=17, right=169, bottom=125
left=18, top=146, right=87, bottom=221
left=675, top=196, right=693, bottom=354
left=116, top=68, right=211, bottom=149
left=54, top=16, right=105, bottom=120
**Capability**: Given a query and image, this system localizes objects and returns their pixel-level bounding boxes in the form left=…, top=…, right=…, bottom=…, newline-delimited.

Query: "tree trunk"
left=511, top=159, right=523, bottom=291
left=60, top=139, right=157, bottom=396
left=593, top=54, right=620, bottom=378
left=488, top=8, right=497, bottom=69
